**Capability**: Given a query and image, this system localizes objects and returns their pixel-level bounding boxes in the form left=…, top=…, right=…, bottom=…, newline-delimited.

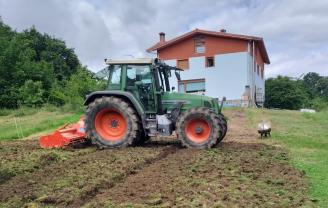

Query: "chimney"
left=220, top=29, right=226, bottom=33
left=159, top=32, right=165, bottom=42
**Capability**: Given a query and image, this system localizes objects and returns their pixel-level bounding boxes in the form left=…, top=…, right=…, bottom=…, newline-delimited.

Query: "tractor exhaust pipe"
left=220, top=97, right=226, bottom=112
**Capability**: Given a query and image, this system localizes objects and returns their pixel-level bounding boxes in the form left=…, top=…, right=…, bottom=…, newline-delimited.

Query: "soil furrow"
left=69, top=145, right=180, bottom=207
left=0, top=146, right=165, bottom=207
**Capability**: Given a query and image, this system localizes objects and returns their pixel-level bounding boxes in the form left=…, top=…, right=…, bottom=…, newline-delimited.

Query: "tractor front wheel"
left=85, top=97, right=140, bottom=148
left=217, top=113, right=228, bottom=142
left=176, top=107, right=223, bottom=149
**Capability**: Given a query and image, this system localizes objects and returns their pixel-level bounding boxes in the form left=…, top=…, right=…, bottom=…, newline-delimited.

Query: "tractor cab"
left=84, top=58, right=227, bottom=149
left=106, top=59, right=156, bottom=112
left=103, top=58, right=179, bottom=113
left=102, top=58, right=221, bottom=114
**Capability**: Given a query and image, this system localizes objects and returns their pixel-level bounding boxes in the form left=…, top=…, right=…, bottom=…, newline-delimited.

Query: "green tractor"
left=84, top=58, right=227, bottom=149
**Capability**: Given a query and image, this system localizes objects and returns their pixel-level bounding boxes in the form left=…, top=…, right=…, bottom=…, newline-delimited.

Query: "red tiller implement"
left=39, top=117, right=87, bottom=148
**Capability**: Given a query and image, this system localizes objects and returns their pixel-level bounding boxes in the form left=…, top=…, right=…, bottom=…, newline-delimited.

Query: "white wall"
left=246, top=53, right=265, bottom=104
left=165, top=52, right=251, bottom=100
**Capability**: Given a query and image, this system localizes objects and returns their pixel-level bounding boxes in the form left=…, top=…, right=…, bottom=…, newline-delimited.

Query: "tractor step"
left=144, top=118, right=157, bottom=136
left=39, top=117, right=86, bottom=148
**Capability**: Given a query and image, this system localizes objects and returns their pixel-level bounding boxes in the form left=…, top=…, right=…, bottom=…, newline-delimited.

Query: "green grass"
left=0, top=109, right=82, bottom=141
left=247, top=109, right=328, bottom=207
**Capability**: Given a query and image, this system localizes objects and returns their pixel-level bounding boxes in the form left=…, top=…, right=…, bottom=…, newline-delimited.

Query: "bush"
left=265, top=76, right=308, bottom=110
left=48, top=81, right=66, bottom=106
left=62, top=67, right=98, bottom=107
left=310, top=97, right=328, bottom=111
left=0, top=109, right=12, bottom=116
left=12, top=107, right=38, bottom=117
left=42, top=103, right=60, bottom=112
left=19, top=80, right=44, bottom=107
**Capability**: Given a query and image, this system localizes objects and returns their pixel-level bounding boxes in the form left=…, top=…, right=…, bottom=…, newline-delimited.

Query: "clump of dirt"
left=0, top=169, right=16, bottom=184
left=39, top=152, right=62, bottom=165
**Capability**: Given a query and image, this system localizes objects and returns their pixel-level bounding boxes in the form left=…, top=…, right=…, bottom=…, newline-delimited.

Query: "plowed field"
left=0, top=110, right=313, bottom=207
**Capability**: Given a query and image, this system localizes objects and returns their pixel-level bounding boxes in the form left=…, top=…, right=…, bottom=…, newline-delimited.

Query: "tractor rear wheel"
left=207, top=109, right=227, bottom=143
left=85, top=97, right=140, bottom=148
left=176, top=107, right=223, bottom=149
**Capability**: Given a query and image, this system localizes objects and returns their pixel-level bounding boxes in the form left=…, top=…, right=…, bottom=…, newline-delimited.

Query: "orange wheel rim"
left=95, top=109, right=127, bottom=141
left=185, top=118, right=211, bottom=143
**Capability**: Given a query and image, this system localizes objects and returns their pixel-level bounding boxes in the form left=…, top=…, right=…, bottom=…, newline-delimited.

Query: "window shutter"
left=177, top=59, right=189, bottom=70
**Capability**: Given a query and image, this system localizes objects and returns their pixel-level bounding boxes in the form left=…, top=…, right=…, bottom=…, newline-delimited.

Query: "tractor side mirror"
left=175, top=71, right=181, bottom=81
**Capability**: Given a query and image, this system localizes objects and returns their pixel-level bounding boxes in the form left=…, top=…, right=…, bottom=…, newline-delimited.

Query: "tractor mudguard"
left=84, top=90, right=145, bottom=116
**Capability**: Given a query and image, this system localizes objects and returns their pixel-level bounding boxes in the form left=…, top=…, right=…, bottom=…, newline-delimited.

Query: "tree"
left=62, top=67, right=98, bottom=107
left=0, top=21, right=83, bottom=108
left=303, top=72, right=321, bottom=98
left=19, top=80, right=44, bottom=107
left=265, top=76, right=308, bottom=110
left=316, top=77, right=328, bottom=101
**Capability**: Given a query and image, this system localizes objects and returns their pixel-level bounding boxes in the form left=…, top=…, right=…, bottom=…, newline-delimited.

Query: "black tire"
left=217, top=113, right=228, bottom=142
left=85, top=97, right=140, bottom=148
left=207, top=109, right=227, bottom=143
left=176, top=107, right=223, bottom=149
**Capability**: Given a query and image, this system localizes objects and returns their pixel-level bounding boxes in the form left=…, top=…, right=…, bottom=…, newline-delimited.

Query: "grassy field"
left=247, top=109, right=328, bottom=206
left=0, top=108, right=82, bottom=141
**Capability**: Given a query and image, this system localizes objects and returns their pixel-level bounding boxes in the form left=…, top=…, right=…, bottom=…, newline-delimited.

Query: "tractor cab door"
left=125, top=65, right=156, bottom=112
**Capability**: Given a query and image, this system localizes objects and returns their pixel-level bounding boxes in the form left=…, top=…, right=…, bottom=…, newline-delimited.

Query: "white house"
left=147, top=29, right=270, bottom=107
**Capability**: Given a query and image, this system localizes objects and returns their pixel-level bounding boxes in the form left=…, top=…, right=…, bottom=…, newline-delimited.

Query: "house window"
left=257, top=64, right=260, bottom=75
left=177, top=59, right=189, bottom=70
left=194, top=37, right=205, bottom=53
left=206, top=57, right=215, bottom=67
left=178, top=79, right=205, bottom=94
left=261, top=68, right=264, bottom=79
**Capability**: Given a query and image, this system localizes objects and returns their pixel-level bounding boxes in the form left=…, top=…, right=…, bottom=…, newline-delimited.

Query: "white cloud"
left=1, top=0, right=328, bottom=77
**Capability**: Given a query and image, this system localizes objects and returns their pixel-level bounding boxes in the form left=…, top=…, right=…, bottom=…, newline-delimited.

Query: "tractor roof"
left=105, top=58, right=154, bottom=65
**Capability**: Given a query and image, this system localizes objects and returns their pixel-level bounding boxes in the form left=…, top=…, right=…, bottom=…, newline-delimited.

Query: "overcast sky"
left=1, top=0, right=327, bottom=78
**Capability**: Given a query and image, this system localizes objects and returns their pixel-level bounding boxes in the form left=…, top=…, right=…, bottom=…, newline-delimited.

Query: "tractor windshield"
left=108, top=65, right=122, bottom=84
left=153, top=60, right=183, bottom=92
left=157, top=69, right=170, bottom=92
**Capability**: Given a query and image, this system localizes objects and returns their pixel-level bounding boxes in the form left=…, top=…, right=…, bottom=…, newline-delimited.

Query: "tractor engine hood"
left=161, top=92, right=220, bottom=113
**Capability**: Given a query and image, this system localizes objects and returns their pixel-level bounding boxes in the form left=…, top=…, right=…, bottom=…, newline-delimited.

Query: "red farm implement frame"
left=39, top=117, right=86, bottom=148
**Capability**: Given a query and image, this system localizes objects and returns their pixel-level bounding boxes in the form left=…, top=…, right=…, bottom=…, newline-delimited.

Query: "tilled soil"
left=0, top=109, right=313, bottom=207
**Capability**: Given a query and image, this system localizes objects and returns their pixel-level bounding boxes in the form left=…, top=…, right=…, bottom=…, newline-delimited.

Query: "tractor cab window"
left=108, top=65, right=122, bottom=84
left=126, top=65, right=154, bottom=111
left=126, top=65, right=152, bottom=86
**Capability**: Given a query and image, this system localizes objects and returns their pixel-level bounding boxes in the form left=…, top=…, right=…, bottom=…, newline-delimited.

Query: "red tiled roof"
left=146, top=29, right=270, bottom=64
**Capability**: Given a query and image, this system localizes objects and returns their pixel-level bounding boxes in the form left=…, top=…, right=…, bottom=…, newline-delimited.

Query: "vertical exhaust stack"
left=159, top=32, right=166, bottom=43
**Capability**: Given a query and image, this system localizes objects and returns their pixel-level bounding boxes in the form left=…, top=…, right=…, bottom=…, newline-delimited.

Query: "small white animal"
left=257, top=121, right=271, bottom=138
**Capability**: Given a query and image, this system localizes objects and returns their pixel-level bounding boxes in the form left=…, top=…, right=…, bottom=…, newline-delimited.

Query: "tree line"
left=1, top=19, right=327, bottom=111
left=265, top=72, right=328, bottom=111
left=0, top=20, right=102, bottom=109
